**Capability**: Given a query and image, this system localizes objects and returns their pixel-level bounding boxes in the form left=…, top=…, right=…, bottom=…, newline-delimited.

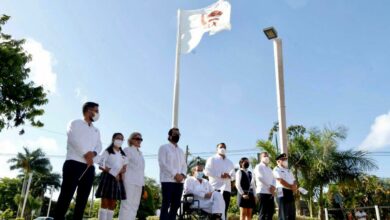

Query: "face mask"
left=170, top=135, right=180, bottom=143
left=114, top=139, right=123, bottom=147
left=217, top=148, right=226, bottom=155
left=262, top=157, right=270, bottom=164
left=243, top=162, right=249, bottom=169
left=196, top=172, right=204, bottom=180
left=282, top=160, right=288, bottom=168
left=92, top=112, right=100, bottom=122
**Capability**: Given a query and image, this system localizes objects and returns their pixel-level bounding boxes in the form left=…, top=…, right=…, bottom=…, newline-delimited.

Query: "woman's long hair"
left=106, top=132, right=126, bottom=156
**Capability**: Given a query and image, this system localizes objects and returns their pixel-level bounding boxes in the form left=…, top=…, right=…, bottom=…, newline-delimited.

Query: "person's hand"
left=174, top=173, right=184, bottom=182
left=116, top=174, right=121, bottom=182
left=243, top=194, right=249, bottom=199
left=204, top=192, right=212, bottom=199
left=291, top=184, right=298, bottom=192
left=221, top=173, right=231, bottom=179
left=120, top=165, right=127, bottom=174
left=84, top=151, right=95, bottom=166
left=270, top=185, right=276, bottom=194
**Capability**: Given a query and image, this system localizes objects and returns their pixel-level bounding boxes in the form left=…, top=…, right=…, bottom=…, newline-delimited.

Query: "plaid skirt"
left=95, top=172, right=126, bottom=200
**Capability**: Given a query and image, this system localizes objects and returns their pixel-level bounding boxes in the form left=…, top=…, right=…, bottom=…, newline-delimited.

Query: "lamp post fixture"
left=263, top=26, right=288, bottom=156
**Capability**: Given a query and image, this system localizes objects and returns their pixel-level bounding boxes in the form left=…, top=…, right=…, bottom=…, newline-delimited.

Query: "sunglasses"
left=133, top=137, right=143, bottom=141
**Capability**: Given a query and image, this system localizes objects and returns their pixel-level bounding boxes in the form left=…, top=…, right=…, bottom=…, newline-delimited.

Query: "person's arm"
left=184, top=179, right=206, bottom=198
left=158, top=146, right=176, bottom=179
left=254, top=166, right=270, bottom=188
left=204, top=157, right=220, bottom=178
left=180, top=149, right=187, bottom=178
left=235, top=170, right=245, bottom=195
left=67, top=121, right=88, bottom=157
left=273, top=169, right=294, bottom=189
left=94, top=129, right=103, bottom=156
left=228, top=161, right=236, bottom=180
left=250, top=171, right=256, bottom=190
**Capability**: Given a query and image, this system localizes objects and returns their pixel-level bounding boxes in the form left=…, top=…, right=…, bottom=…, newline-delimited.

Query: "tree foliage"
left=0, top=15, right=48, bottom=134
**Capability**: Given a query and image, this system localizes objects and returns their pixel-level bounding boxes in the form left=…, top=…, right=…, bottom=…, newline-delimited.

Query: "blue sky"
left=1, top=0, right=390, bottom=198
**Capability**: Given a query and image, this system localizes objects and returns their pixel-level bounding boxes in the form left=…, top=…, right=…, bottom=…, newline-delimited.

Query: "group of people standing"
left=54, top=102, right=146, bottom=220
left=53, top=101, right=298, bottom=220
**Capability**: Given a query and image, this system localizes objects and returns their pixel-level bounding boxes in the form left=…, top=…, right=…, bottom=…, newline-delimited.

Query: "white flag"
left=180, top=0, right=231, bottom=54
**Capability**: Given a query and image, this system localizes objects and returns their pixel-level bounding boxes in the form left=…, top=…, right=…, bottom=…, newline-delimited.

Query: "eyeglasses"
left=133, top=137, right=143, bottom=141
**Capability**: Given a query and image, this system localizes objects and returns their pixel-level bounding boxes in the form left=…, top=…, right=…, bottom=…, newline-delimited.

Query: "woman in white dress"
left=119, top=132, right=145, bottom=220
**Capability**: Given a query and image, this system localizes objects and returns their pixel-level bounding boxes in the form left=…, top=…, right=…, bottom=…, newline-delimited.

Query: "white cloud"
left=24, top=38, right=57, bottom=93
left=25, top=136, right=60, bottom=154
left=359, top=111, right=390, bottom=151
left=75, top=87, right=88, bottom=103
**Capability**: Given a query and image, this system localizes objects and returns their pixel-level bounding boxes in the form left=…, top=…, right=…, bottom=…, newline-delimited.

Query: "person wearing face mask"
left=183, top=164, right=225, bottom=220
left=273, top=153, right=297, bottom=220
left=158, top=128, right=187, bottom=220
left=235, top=157, right=255, bottom=220
left=204, top=143, right=235, bottom=218
left=55, top=102, right=103, bottom=220
left=119, top=132, right=146, bottom=220
left=254, top=152, right=276, bottom=220
left=95, top=133, right=128, bottom=220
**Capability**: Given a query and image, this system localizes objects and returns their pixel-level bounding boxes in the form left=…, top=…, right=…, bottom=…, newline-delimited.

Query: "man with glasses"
left=55, top=102, right=102, bottom=220
left=204, top=143, right=235, bottom=218
left=158, top=128, right=187, bottom=220
left=273, top=153, right=297, bottom=220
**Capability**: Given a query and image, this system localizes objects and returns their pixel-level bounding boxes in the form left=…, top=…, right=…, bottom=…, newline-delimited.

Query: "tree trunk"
left=319, top=185, right=325, bottom=220
left=293, top=168, right=301, bottom=216
left=308, top=191, right=313, bottom=218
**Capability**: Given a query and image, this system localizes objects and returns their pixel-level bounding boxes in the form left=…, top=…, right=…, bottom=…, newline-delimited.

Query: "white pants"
left=193, top=191, right=225, bottom=219
left=118, top=184, right=142, bottom=220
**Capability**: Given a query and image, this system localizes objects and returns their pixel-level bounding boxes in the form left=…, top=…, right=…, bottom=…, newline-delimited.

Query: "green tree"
left=137, top=177, right=161, bottom=219
left=0, top=15, right=48, bottom=134
left=0, top=177, right=22, bottom=212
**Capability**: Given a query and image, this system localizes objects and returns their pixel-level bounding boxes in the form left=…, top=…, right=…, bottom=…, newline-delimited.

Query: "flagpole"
left=172, top=9, right=182, bottom=128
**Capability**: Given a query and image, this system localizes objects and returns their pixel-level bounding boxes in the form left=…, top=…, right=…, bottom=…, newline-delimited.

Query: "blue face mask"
left=196, top=171, right=204, bottom=179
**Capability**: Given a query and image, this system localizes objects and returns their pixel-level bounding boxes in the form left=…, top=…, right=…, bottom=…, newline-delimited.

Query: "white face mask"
left=262, top=157, right=270, bottom=164
left=282, top=160, right=288, bottom=168
left=217, top=148, right=226, bottom=155
left=114, top=139, right=123, bottom=147
left=92, top=112, right=100, bottom=122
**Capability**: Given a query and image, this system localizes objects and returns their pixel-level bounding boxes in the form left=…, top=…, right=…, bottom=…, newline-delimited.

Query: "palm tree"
left=8, top=147, right=53, bottom=217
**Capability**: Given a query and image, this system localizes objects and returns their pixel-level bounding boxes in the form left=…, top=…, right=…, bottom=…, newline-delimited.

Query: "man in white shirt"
left=273, top=153, right=297, bottom=220
left=184, top=165, right=225, bottom=220
left=158, top=128, right=187, bottom=220
left=204, top=143, right=235, bottom=218
left=254, top=152, right=276, bottom=220
left=55, top=102, right=103, bottom=220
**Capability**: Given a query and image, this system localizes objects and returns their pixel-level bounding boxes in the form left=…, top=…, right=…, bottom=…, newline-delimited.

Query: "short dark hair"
left=217, top=143, right=226, bottom=148
left=239, top=157, right=249, bottom=168
left=82, top=102, right=99, bottom=114
left=168, top=128, right=180, bottom=136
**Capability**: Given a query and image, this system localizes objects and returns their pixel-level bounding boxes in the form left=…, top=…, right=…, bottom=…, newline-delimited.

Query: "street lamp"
left=263, top=26, right=288, bottom=156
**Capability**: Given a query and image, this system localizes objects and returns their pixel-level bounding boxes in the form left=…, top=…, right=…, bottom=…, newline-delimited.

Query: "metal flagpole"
left=172, top=9, right=182, bottom=128
left=47, top=186, right=54, bottom=217
left=272, top=38, right=288, bottom=155
left=21, top=173, right=33, bottom=218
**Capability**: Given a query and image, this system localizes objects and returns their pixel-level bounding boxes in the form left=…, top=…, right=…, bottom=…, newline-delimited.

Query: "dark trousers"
left=277, top=189, right=296, bottom=220
left=160, top=182, right=183, bottom=220
left=222, top=191, right=231, bottom=218
left=258, top=193, right=275, bottom=220
left=54, top=160, right=95, bottom=220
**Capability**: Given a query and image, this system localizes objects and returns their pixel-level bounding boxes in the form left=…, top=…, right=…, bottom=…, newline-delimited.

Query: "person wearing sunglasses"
left=119, top=132, right=145, bottom=220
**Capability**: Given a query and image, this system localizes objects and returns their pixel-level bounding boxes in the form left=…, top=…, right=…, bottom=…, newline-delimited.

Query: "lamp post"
left=263, top=26, right=288, bottom=156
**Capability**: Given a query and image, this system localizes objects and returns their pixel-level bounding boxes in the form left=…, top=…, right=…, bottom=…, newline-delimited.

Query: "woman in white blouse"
left=119, top=132, right=146, bottom=220
left=95, top=133, right=128, bottom=220
left=235, top=157, right=256, bottom=220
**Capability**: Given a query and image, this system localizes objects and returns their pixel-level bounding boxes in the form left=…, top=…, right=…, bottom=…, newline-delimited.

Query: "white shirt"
left=97, top=149, right=128, bottom=177
left=158, top=143, right=187, bottom=183
left=204, top=154, right=235, bottom=192
left=123, top=145, right=145, bottom=186
left=66, top=119, right=102, bottom=164
left=235, top=169, right=255, bottom=195
left=273, top=165, right=295, bottom=189
left=184, top=176, right=214, bottom=199
left=254, top=162, right=276, bottom=194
